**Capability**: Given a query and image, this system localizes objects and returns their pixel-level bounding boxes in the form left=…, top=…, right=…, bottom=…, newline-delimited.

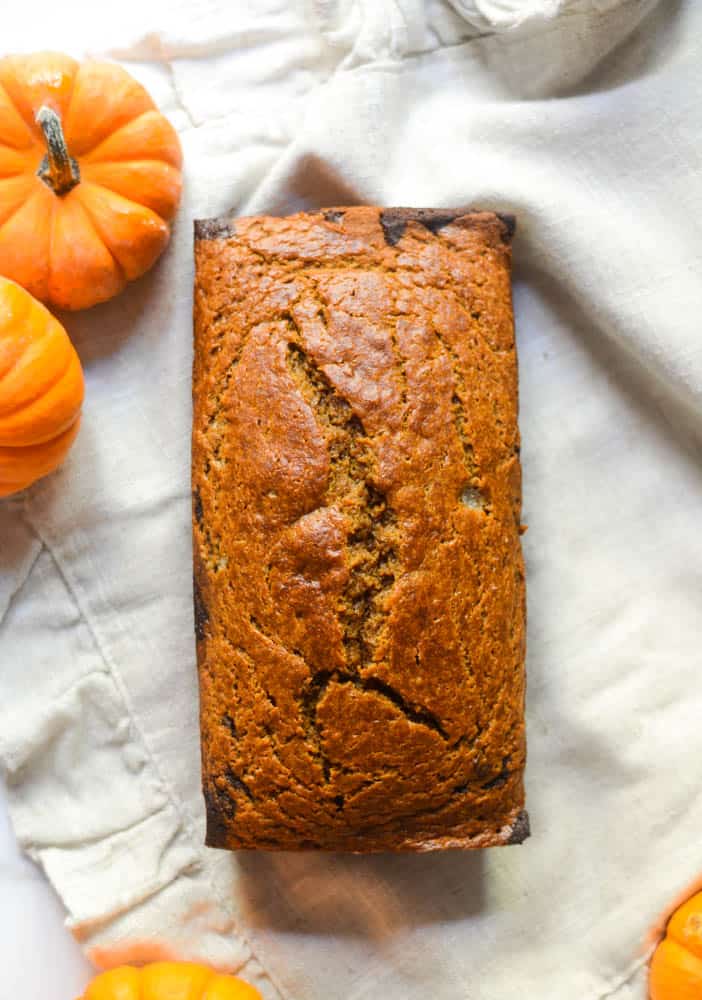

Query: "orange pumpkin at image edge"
left=0, top=275, right=83, bottom=496
left=650, top=890, right=702, bottom=1000
left=0, top=51, right=182, bottom=310
left=78, top=961, right=263, bottom=1000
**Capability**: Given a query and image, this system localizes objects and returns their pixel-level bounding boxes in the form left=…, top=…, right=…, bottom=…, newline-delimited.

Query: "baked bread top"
left=193, top=206, right=527, bottom=851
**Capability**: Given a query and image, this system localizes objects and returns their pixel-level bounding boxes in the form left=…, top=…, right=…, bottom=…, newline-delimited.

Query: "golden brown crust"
left=193, top=206, right=527, bottom=852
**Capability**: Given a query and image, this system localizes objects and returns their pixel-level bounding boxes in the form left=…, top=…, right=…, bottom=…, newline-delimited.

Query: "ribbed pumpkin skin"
left=650, top=891, right=702, bottom=1000
left=0, top=51, right=182, bottom=310
left=79, top=962, right=264, bottom=1000
left=0, top=275, right=82, bottom=496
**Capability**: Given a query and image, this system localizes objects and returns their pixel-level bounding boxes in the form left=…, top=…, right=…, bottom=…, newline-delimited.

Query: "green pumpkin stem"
left=36, top=105, right=80, bottom=196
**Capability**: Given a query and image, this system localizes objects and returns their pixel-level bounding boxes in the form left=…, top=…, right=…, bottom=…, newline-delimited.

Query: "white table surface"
left=0, top=779, right=93, bottom=999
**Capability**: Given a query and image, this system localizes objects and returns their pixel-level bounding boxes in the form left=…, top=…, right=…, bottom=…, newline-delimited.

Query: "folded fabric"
left=2, top=2, right=702, bottom=998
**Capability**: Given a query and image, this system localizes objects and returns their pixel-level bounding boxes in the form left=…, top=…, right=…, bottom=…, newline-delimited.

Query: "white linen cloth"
left=1, top=1, right=701, bottom=997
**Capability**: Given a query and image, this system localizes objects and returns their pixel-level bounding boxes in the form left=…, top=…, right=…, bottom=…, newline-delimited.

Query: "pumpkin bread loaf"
left=192, top=206, right=527, bottom=851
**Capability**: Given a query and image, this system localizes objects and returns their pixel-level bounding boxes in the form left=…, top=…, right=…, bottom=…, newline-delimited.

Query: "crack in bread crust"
left=285, top=340, right=401, bottom=672
left=285, top=339, right=449, bottom=778
left=193, top=206, right=527, bottom=852
left=301, top=670, right=449, bottom=741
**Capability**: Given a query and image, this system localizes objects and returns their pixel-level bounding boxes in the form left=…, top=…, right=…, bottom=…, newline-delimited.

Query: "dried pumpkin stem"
left=36, top=105, right=80, bottom=196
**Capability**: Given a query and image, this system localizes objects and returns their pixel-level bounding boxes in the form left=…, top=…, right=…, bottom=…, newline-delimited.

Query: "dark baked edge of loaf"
left=194, top=206, right=516, bottom=244
left=204, top=808, right=530, bottom=853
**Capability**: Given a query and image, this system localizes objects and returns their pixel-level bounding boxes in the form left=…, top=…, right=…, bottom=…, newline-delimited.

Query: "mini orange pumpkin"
left=0, top=275, right=83, bottom=496
left=650, top=890, right=702, bottom=999
left=79, top=962, right=263, bottom=1000
left=0, top=51, right=182, bottom=310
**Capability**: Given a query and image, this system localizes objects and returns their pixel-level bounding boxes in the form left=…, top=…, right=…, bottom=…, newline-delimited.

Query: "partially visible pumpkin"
left=650, top=890, right=702, bottom=1000
left=0, top=275, right=82, bottom=496
left=0, top=51, right=182, bottom=310
left=79, top=962, right=263, bottom=1000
